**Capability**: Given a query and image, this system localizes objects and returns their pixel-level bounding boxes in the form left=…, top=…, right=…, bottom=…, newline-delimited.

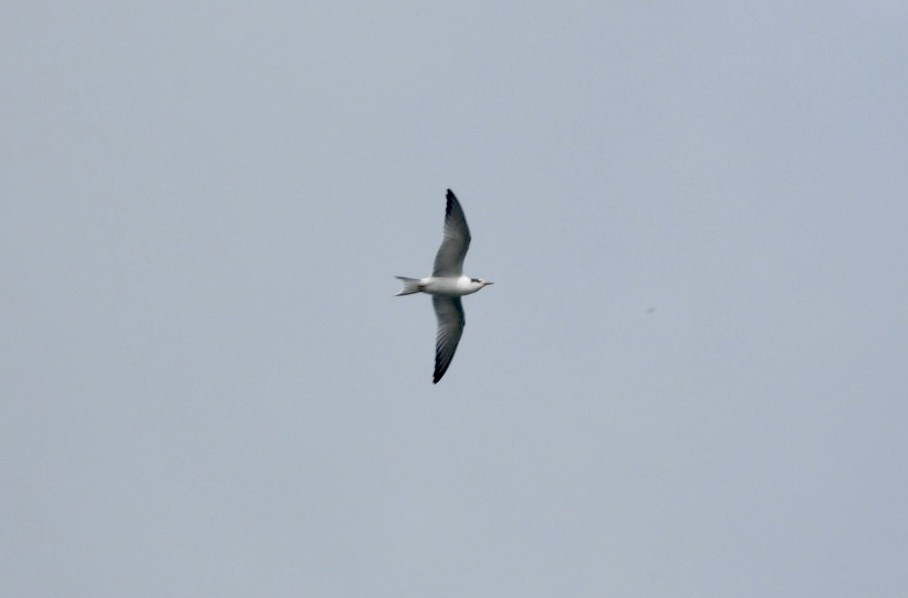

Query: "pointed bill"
left=432, top=189, right=472, bottom=277
left=432, top=295, right=465, bottom=384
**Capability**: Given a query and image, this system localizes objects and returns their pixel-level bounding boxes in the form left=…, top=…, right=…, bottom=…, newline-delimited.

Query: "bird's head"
left=470, top=278, right=494, bottom=289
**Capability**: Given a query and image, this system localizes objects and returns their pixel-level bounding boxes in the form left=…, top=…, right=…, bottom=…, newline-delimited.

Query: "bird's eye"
left=471, top=278, right=480, bottom=283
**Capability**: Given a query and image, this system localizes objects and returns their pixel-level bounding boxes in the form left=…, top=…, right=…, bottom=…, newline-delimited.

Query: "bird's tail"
left=395, top=276, right=422, bottom=296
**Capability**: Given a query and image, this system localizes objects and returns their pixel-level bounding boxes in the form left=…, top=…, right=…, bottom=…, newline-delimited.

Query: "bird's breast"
left=422, top=276, right=478, bottom=296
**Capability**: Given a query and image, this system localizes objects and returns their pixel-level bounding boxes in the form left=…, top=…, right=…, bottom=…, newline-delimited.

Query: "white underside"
left=420, top=276, right=482, bottom=296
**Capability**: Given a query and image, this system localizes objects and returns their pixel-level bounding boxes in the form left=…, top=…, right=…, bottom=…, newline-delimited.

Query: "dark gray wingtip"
left=445, top=189, right=459, bottom=219
left=433, top=352, right=446, bottom=384
left=433, top=345, right=453, bottom=384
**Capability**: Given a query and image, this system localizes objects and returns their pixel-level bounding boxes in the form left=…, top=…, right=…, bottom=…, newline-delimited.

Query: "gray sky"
left=3, top=2, right=907, bottom=596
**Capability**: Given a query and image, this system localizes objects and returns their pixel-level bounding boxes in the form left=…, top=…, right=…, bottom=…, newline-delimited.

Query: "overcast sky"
left=3, top=2, right=907, bottom=596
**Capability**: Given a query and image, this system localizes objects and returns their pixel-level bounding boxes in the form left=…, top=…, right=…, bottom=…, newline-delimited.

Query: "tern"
left=396, top=189, right=493, bottom=384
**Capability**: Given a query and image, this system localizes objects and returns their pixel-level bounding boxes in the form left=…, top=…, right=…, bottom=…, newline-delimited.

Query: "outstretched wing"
left=432, top=295, right=465, bottom=384
left=432, top=189, right=472, bottom=277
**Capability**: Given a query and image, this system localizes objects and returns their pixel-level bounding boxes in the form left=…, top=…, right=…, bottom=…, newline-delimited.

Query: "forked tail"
left=395, top=276, right=422, bottom=296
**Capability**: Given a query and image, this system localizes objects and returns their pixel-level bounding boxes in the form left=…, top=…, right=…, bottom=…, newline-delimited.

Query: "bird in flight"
left=396, top=189, right=494, bottom=384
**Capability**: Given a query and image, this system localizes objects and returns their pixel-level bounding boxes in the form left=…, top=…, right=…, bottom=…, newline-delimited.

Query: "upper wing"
left=432, top=189, right=472, bottom=277
left=432, top=295, right=465, bottom=384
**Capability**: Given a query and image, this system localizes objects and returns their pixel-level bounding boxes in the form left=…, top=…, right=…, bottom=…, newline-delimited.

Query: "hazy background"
left=3, top=2, right=907, bottom=596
